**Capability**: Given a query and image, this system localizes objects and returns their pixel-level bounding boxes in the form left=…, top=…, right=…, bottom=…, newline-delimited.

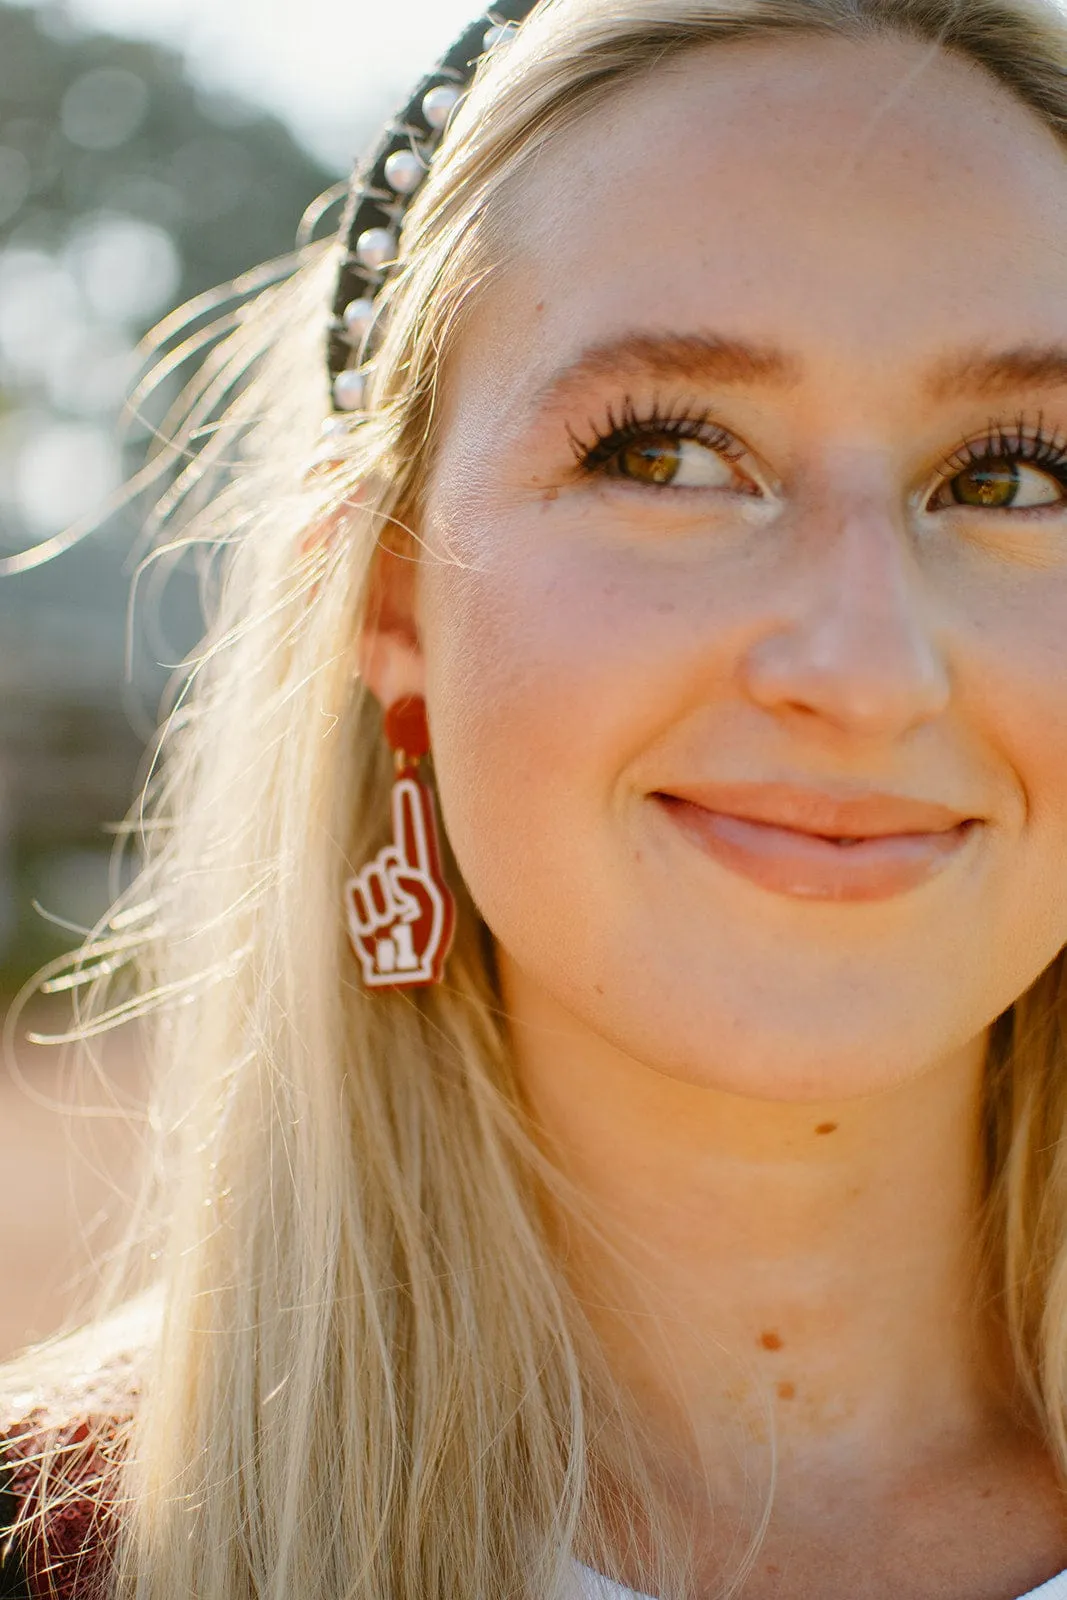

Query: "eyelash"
left=934, top=415, right=1067, bottom=505
left=568, top=399, right=1067, bottom=508
left=567, top=396, right=744, bottom=475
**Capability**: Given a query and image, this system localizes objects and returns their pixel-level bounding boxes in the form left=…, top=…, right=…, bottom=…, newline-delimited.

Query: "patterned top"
left=0, top=1408, right=127, bottom=1600
left=3, top=1432, right=1066, bottom=1600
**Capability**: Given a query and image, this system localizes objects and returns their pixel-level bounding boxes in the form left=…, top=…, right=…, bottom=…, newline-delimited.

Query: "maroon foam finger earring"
left=344, top=696, right=457, bottom=991
left=328, top=9, right=537, bottom=978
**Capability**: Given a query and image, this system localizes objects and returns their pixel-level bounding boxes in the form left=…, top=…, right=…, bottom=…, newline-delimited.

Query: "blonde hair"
left=8, top=1, right=1067, bottom=1597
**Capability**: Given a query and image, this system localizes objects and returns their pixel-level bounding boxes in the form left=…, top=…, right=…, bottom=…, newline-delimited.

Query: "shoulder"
left=0, top=1298, right=154, bottom=1600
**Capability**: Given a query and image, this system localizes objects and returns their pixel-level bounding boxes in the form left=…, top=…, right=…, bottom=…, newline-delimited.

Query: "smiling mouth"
left=653, top=793, right=981, bottom=903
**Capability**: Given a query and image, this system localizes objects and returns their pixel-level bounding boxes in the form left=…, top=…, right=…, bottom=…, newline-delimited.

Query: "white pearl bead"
left=312, top=415, right=355, bottom=465
left=483, top=22, right=517, bottom=49
left=342, top=298, right=375, bottom=339
left=355, top=228, right=397, bottom=272
left=422, top=85, right=461, bottom=131
left=333, top=370, right=366, bottom=412
left=384, top=149, right=424, bottom=196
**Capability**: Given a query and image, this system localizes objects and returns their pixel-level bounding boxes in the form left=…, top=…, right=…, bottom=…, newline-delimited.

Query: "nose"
left=740, top=497, right=951, bottom=743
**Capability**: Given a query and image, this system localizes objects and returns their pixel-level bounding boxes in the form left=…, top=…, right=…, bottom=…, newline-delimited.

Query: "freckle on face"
left=815, top=1122, right=839, bottom=1136
left=759, top=1331, right=783, bottom=1351
left=776, top=1381, right=796, bottom=1401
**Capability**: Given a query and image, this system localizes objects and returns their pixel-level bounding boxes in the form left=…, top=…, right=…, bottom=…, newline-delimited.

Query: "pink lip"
left=654, top=785, right=980, bottom=903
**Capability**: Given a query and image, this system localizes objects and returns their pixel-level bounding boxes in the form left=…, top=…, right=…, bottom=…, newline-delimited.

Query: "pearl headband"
left=325, top=1, right=538, bottom=427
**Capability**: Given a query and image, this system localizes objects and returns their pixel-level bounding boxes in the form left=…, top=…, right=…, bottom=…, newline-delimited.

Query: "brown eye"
left=943, top=457, right=1062, bottom=510
left=613, top=432, right=737, bottom=490
left=618, top=434, right=682, bottom=485
left=950, top=458, right=1019, bottom=508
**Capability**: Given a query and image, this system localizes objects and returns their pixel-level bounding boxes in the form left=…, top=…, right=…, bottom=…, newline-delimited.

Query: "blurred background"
left=0, top=0, right=477, bottom=1359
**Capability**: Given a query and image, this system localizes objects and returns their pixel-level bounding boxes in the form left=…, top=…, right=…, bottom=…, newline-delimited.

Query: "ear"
left=358, top=541, right=426, bottom=709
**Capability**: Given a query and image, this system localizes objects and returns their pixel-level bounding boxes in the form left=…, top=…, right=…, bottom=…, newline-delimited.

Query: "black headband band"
left=326, top=1, right=539, bottom=418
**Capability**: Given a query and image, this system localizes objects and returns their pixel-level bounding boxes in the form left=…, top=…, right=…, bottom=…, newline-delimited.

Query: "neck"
left=507, top=973, right=1000, bottom=1517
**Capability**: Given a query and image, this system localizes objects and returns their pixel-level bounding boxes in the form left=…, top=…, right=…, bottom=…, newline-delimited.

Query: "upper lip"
left=656, top=782, right=977, bottom=839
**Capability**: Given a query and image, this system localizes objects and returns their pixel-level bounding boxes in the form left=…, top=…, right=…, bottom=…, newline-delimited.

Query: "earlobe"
left=358, top=543, right=426, bottom=708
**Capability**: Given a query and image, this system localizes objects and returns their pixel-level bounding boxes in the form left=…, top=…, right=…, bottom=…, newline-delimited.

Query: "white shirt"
left=571, top=1559, right=1067, bottom=1599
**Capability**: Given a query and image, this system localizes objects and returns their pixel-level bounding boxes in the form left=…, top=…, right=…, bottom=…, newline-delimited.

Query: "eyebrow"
left=528, top=332, right=1067, bottom=412
left=926, top=345, right=1067, bottom=400
left=530, top=333, right=802, bottom=413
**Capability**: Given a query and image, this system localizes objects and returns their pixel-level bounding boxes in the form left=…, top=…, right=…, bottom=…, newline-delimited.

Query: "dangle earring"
left=345, top=696, right=457, bottom=990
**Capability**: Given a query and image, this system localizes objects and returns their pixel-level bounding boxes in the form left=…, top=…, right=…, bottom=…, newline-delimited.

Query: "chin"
left=647, top=1039, right=950, bottom=1104
left=628, top=1025, right=949, bottom=1103
left=567, top=960, right=991, bottom=1104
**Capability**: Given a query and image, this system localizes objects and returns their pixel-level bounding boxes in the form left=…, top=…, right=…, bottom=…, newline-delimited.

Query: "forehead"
left=441, top=32, right=1067, bottom=425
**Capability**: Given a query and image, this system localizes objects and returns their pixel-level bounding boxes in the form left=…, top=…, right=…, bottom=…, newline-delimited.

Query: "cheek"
left=962, top=591, right=1067, bottom=946
left=422, top=546, right=620, bottom=877
left=418, top=497, right=771, bottom=765
left=415, top=513, right=720, bottom=928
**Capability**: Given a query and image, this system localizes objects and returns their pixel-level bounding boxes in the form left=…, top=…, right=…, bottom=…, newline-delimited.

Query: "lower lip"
left=656, top=797, right=978, bottom=902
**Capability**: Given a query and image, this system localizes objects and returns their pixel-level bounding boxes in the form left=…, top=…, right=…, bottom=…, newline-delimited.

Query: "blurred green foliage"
left=0, top=2, right=336, bottom=990
left=0, top=5, right=336, bottom=290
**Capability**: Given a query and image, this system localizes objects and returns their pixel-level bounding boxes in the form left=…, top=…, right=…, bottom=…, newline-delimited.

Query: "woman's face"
left=412, top=31, right=1067, bottom=1101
